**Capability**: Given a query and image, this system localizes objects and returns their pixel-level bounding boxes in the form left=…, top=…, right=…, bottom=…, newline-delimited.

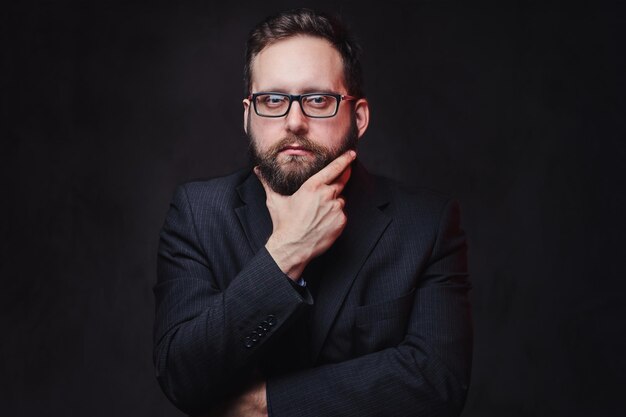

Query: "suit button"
left=257, top=325, right=266, bottom=335
left=244, top=337, right=253, bottom=348
left=267, top=315, right=276, bottom=326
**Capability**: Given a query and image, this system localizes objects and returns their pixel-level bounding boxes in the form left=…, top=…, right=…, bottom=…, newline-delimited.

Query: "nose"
left=284, top=100, right=309, bottom=135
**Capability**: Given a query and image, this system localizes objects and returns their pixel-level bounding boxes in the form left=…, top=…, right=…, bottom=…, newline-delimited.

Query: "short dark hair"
left=244, top=8, right=364, bottom=98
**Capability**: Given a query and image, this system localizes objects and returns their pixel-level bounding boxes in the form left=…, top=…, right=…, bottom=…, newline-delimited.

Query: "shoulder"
left=371, top=171, right=454, bottom=217
left=361, top=169, right=462, bottom=240
left=174, top=167, right=251, bottom=209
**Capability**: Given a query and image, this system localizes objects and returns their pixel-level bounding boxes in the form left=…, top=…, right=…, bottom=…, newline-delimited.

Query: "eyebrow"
left=256, top=86, right=339, bottom=94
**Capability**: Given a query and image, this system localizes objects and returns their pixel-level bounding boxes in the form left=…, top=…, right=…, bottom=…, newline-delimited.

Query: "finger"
left=308, top=150, right=356, bottom=186
left=336, top=196, right=346, bottom=210
left=329, top=164, right=352, bottom=196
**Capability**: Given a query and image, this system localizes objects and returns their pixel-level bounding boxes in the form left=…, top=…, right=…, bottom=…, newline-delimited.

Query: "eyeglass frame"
left=247, top=92, right=358, bottom=118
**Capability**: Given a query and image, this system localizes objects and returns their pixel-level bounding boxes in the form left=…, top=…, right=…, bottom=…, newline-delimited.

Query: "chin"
left=279, top=156, right=314, bottom=171
left=279, top=154, right=311, bottom=164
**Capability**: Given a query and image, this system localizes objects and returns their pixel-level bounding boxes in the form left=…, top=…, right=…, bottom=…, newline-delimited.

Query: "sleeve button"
left=244, top=337, right=253, bottom=348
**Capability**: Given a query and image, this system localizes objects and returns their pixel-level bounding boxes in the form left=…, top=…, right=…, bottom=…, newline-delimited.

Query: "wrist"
left=265, top=235, right=309, bottom=280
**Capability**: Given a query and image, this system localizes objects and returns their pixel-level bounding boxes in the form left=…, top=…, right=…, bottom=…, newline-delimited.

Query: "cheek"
left=312, top=119, right=351, bottom=146
left=250, top=118, right=280, bottom=144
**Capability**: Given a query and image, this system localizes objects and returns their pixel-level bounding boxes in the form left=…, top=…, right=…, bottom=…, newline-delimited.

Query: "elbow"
left=153, top=333, right=215, bottom=415
left=154, top=331, right=242, bottom=415
left=154, top=345, right=197, bottom=415
left=426, top=363, right=471, bottom=417
left=442, top=381, right=470, bottom=417
left=410, top=344, right=471, bottom=417
left=155, top=352, right=225, bottom=415
left=155, top=371, right=207, bottom=416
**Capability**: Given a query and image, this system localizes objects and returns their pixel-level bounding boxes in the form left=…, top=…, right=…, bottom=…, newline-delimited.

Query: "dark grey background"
left=2, top=0, right=625, bottom=416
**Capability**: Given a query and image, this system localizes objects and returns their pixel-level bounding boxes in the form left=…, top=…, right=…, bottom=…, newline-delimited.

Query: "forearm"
left=155, top=247, right=312, bottom=414
left=268, top=199, right=472, bottom=417
left=267, top=333, right=471, bottom=417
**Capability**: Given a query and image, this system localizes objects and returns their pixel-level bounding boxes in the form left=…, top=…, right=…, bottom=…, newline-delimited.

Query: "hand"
left=256, top=150, right=356, bottom=280
left=207, top=378, right=267, bottom=417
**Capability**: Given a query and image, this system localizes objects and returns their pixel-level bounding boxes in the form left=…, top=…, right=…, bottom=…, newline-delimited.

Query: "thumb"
left=254, top=166, right=273, bottom=197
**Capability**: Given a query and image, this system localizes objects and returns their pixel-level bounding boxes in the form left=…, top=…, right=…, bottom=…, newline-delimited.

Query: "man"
left=154, top=8, right=472, bottom=417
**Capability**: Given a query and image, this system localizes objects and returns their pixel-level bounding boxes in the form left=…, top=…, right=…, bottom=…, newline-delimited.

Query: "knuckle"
left=301, top=182, right=315, bottom=192
left=321, top=187, right=334, bottom=199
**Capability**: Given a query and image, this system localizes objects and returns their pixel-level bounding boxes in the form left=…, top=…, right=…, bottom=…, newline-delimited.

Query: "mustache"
left=266, top=136, right=327, bottom=157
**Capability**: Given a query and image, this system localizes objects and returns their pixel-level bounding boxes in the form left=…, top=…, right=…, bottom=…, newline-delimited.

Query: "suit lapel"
left=233, top=163, right=392, bottom=364
left=234, top=171, right=272, bottom=254
left=308, top=162, right=391, bottom=363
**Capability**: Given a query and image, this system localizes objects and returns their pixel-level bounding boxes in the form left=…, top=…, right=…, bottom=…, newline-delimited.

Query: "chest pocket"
left=353, top=288, right=416, bottom=356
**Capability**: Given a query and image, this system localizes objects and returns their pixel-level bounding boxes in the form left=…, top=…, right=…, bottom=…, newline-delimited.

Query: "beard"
left=248, top=117, right=358, bottom=196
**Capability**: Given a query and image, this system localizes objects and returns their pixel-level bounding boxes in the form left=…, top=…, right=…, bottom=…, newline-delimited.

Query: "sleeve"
left=266, top=199, right=473, bottom=417
left=153, top=185, right=313, bottom=415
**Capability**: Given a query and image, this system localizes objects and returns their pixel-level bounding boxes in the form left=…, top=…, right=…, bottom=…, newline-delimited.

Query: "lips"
left=280, top=144, right=311, bottom=155
left=281, top=144, right=308, bottom=151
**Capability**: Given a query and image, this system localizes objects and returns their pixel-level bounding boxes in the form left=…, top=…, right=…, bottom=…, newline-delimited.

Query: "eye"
left=305, top=95, right=332, bottom=108
left=259, top=94, right=287, bottom=107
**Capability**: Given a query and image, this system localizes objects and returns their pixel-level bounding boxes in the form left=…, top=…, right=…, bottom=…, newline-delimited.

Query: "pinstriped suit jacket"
left=154, top=161, right=472, bottom=416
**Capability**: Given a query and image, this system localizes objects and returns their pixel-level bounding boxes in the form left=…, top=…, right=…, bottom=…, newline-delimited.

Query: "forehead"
left=251, top=35, right=346, bottom=93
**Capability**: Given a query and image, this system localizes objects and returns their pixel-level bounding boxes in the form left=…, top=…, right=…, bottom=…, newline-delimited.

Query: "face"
left=243, top=35, right=369, bottom=195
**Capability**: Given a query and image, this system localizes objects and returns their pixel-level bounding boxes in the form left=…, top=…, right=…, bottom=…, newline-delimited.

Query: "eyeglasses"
left=248, top=92, right=358, bottom=118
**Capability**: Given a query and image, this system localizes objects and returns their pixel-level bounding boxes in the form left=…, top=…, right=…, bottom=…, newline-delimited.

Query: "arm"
left=154, top=152, right=355, bottom=415
left=154, top=185, right=312, bottom=415
left=266, top=199, right=473, bottom=417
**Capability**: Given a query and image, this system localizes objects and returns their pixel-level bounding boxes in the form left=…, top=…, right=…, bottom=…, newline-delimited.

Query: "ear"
left=243, top=98, right=251, bottom=134
left=354, top=98, right=370, bottom=139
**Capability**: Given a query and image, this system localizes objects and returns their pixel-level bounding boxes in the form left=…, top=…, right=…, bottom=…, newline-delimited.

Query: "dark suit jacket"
left=154, top=161, right=472, bottom=416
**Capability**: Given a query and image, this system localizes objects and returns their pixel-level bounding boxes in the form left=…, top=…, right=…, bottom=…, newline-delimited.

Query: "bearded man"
left=154, top=8, right=473, bottom=417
